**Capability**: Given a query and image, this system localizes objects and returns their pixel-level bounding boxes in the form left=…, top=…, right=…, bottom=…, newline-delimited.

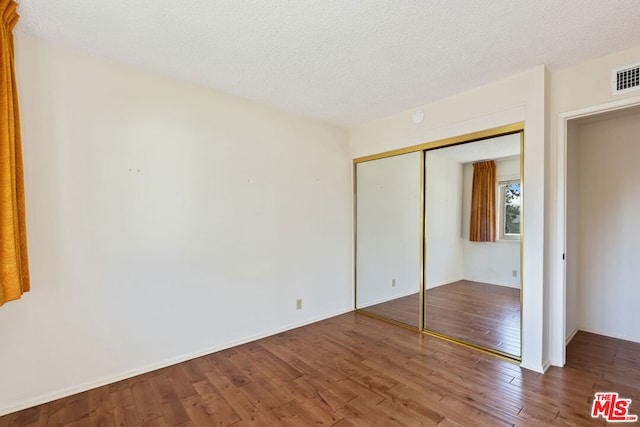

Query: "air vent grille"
left=612, top=63, right=640, bottom=95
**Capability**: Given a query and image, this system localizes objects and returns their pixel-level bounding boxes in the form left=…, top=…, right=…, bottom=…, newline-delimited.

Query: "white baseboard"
left=565, top=327, right=580, bottom=345
left=576, top=326, right=640, bottom=344
left=424, top=277, right=464, bottom=290
left=0, top=307, right=352, bottom=417
left=541, top=359, right=551, bottom=373
left=423, top=278, right=520, bottom=291
left=358, top=288, right=417, bottom=308
left=461, top=276, right=520, bottom=289
left=520, top=359, right=549, bottom=374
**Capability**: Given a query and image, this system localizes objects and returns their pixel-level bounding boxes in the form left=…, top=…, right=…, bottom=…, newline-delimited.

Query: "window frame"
left=497, top=178, right=521, bottom=241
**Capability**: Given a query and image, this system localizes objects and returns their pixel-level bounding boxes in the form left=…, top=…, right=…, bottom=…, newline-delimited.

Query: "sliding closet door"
left=355, top=152, right=422, bottom=328
left=423, top=133, right=522, bottom=358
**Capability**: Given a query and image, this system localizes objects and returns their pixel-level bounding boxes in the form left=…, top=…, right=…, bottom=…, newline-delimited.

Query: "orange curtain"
left=469, top=160, right=496, bottom=242
left=0, top=0, right=29, bottom=307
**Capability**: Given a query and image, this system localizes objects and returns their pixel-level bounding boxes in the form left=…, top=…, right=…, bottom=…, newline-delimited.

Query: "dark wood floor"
left=2, top=313, right=639, bottom=426
left=362, top=280, right=520, bottom=356
left=361, top=293, right=420, bottom=328
left=425, top=281, right=520, bottom=356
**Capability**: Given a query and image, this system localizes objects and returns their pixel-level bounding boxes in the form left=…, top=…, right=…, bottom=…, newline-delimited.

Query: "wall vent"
left=612, top=63, right=640, bottom=95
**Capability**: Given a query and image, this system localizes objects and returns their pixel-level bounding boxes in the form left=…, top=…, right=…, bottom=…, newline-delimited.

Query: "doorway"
left=557, top=97, right=640, bottom=365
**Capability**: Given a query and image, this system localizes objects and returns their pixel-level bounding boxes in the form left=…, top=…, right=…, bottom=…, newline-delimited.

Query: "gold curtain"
left=469, top=160, right=496, bottom=242
left=0, top=0, right=29, bottom=307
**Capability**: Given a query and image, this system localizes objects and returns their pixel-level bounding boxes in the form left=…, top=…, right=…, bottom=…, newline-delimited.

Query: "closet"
left=355, top=124, right=524, bottom=360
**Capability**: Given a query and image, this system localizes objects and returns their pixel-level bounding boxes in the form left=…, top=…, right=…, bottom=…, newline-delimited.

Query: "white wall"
left=356, top=152, right=421, bottom=306
left=424, top=152, right=463, bottom=289
left=350, top=66, right=547, bottom=372
left=573, top=111, right=640, bottom=343
left=461, top=157, right=520, bottom=288
left=0, top=35, right=352, bottom=415
left=548, top=44, right=640, bottom=365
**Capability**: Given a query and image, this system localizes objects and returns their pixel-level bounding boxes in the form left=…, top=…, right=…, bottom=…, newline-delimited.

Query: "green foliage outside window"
left=504, top=183, right=520, bottom=235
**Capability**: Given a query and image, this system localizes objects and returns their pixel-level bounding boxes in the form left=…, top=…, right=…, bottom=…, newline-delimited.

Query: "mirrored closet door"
left=423, top=133, right=522, bottom=357
left=354, top=125, right=523, bottom=360
left=355, top=151, right=422, bottom=329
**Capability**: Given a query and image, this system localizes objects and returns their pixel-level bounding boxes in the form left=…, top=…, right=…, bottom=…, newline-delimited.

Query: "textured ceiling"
left=14, top=1, right=640, bottom=127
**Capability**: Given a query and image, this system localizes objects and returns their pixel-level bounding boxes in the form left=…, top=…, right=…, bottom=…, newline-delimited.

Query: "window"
left=498, top=180, right=521, bottom=240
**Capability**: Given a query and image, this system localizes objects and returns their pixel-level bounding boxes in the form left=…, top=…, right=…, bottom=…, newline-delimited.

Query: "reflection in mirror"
left=424, top=133, right=521, bottom=357
left=355, top=151, right=421, bottom=328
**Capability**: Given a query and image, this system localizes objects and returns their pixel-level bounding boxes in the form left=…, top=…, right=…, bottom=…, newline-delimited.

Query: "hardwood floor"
left=425, top=281, right=520, bottom=356
left=1, top=313, right=639, bottom=426
left=362, top=281, right=520, bottom=356
left=361, top=293, right=420, bottom=328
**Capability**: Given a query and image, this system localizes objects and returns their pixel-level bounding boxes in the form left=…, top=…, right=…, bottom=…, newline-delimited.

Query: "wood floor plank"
left=128, top=379, right=163, bottom=424
left=2, top=313, right=640, bottom=426
left=147, top=374, right=192, bottom=427
left=382, top=383, right=445, bottom=425
left=110, top=387, right=142, bottom=427
left=362, top=280, right=521, bottom=356
left=180, top=394, right=217, bottom=426
left=0, top=407, right=40, bottom=427
left=163, top=365, right=198, bottom=401
left=202, top=370, right=279, bottom=425
left=87, top=386, right=114, bottom=427
left=191, top=379, right=241, bottom=425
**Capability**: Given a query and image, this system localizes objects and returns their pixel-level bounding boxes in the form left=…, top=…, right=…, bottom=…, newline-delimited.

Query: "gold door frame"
left=353, top=122, right=524, bottom=363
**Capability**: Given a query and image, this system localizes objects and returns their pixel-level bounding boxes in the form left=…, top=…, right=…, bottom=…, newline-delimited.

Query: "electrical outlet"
left=512, top=270, right=518, bottom=277
left=392, top=278, right=396, bottom=287
left=296, top=299, right=302, bottom=310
